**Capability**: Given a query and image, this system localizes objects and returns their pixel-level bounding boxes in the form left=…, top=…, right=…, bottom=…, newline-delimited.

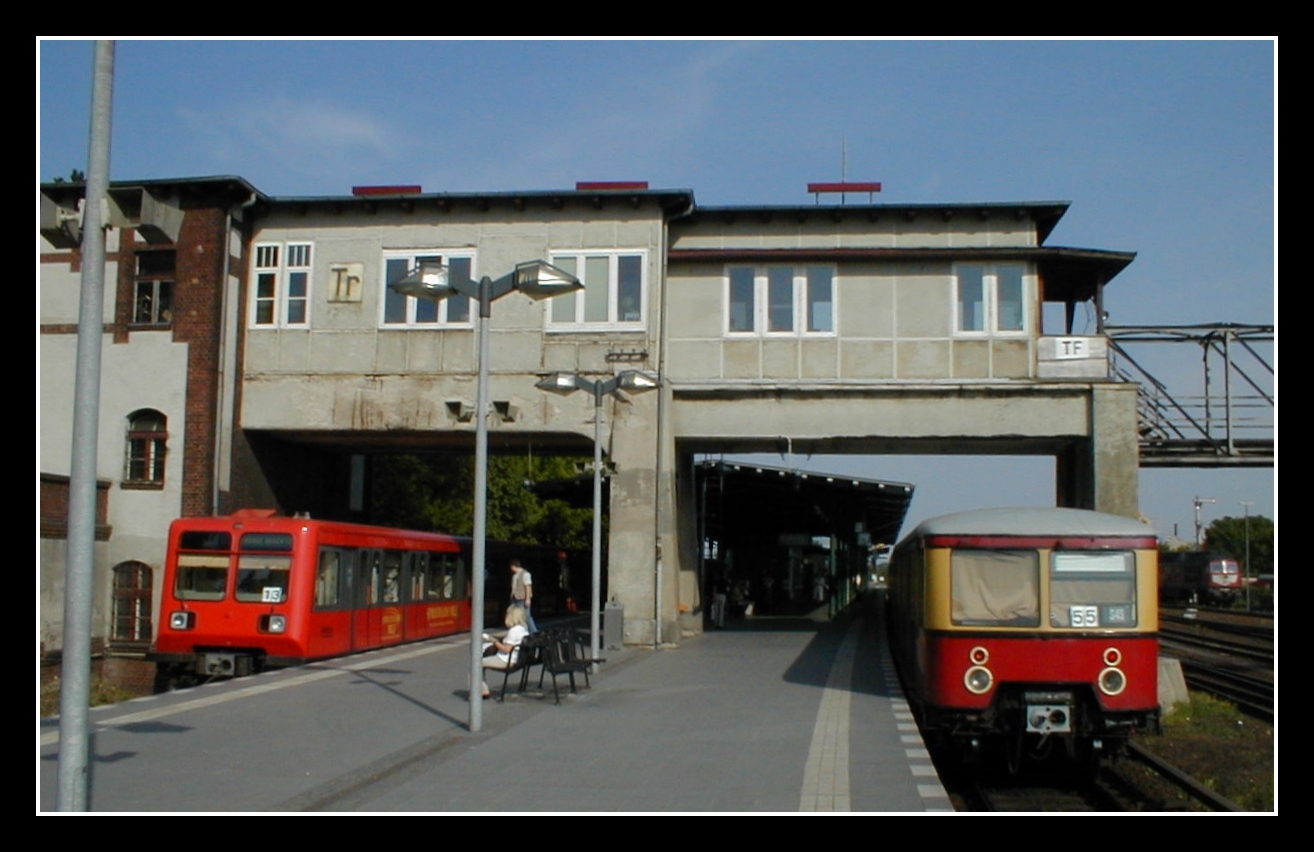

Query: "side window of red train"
left=380, top=550, right=403, bottom=603
left=419, top=552, right=458, bottom=601
left=1049, top=551, right=1137, bottom=628
left=316, top=548, right=344, bottom=610
left=452, top=552, right=467, bottom=599
left=359, top=550, right=381, bottom=607
left=174, top=531, right=231, bottom=600
left=411, top=552, right=429, bottom=601
left=236, top=532, right=293, bottom=603
left=950, top=549, right=1040, bottom=626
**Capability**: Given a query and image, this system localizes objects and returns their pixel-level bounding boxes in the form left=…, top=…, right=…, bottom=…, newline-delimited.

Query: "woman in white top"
left=479, top=606, right=530, bottom=699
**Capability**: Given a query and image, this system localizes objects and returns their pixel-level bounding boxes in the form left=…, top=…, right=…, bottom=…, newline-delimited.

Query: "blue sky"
left=38, top=38, right=1275, bottom=540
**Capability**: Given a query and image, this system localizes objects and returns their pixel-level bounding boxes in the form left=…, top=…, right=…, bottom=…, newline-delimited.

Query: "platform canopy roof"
left=697, top=460, right=915, bottom=549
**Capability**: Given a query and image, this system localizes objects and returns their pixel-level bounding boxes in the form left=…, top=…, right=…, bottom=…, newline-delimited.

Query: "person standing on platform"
left=510, top=559, right=537, bottom=632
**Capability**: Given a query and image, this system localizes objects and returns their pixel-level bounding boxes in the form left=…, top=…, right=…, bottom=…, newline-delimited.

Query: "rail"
left=1107, top=323, right=1273, bottom=467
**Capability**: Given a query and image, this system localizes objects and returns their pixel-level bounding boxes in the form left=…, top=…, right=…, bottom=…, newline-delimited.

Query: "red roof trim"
left=808, top=182, right=883, bottom=193
left=575, top=181, right=650, bottom=191
left=351, top=185, right=423, bottom=196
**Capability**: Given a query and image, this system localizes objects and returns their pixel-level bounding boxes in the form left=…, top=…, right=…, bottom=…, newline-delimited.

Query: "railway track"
left=1160, top=625, right=1273, bottom=666
left=960, top=747, right=1242, bottom=812
left=1158, top=608, right=1275, bottom=719
left=1180, top=661, right=1274, bottom=721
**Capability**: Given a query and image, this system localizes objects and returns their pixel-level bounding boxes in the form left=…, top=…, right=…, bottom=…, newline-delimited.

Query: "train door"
left=312, top=546, right=354, bottom=658
left=353, top=548, right=381, bottom=649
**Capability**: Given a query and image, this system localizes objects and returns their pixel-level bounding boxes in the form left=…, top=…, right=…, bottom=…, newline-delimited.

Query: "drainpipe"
left=212, top=192, right=254, bottom=514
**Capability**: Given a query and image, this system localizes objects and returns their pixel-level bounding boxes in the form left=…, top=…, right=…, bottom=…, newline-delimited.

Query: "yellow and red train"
left=887, top=507, right=1160, bottom=768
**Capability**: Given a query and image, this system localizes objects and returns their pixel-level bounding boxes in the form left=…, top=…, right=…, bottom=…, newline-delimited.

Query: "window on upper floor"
left=955, top=264, right=1027, bottom=335
left=547, top=251, right=646, bottom=330
left=726, top=265, right=835, bottom=336
left=251, top=242, right=312, bottom=327
left=124, top=409, right=167, bottom=488
left=133, top=250, right=175, bottom=326
left=381, top=251, right=474, bottom=327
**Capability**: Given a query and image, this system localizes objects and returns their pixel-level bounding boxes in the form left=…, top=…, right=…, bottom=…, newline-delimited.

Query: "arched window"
left=111, top=561, right=153, bottom=646
left=124, top=409, right=167, bottom=487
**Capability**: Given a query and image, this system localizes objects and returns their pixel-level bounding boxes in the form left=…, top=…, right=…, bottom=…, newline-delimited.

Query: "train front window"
left=175, top=553, right=230, bottom=600
left=236, top=535, right=294, bottom=603
left=1049, top=551, right=1136, bottom=628
left=237, top=554, right=292, bottom=602
left=950, top=549, right=1040, bottom=627
left=1210, top=559, right=1239, bottom=577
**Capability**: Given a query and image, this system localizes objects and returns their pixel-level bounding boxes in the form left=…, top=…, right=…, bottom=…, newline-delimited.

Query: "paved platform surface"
left=40, top=598, right=952, bottom=812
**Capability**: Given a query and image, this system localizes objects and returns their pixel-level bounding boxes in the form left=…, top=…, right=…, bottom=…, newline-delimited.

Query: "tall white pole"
left=58, top=39, right=114, bottom=812
left=591, top=387, right=604, bottom=671
left=468, top=277, right=492, bottom=732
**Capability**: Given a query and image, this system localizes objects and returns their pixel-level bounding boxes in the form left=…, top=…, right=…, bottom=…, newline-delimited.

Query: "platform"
left=40, top=598, right=950, bottom=812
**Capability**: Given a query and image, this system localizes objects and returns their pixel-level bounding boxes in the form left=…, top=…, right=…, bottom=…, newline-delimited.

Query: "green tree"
left=369, top=452, right=593, bottom=549
left=1204, top=514, right=1274, bottom=577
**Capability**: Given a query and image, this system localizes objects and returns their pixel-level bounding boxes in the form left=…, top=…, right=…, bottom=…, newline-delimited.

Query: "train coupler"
left=1024, top=690, right=1074, bottom=734
left=198, top=652, right=254, bottom=678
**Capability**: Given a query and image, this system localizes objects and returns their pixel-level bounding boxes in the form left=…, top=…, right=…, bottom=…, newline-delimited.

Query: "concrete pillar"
left=1055, top=383, right=1140, bottom=518
left=675, top=451, right=703, bottom=638
left=606, top=389, right=677, bottom=646
left=1090, top=383, right=1141, bottom=519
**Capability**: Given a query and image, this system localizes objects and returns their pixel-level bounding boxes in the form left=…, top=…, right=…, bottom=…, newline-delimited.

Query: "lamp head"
left=390, top=262, right=455, bottom=302
left=512, top=260, right=584, bottom=300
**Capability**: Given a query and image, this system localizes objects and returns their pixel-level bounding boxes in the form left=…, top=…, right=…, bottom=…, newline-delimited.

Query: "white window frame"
left=380, top=250, right=477, bottom=328
left=724, top=265, right=837, bottom=337
left=546, top=250, right=647, bottom=331
left=954, top=263, right=1029, bottom=337
left=250, top=242, right=313, bottom=328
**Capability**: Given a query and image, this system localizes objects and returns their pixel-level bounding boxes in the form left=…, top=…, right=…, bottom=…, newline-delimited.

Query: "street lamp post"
left=1240, top=501, right=1254, bottom=612
left=1193, top=496, right=1216, bottom=548
left=536, top=370, right=659, bottom=670
left=392, top=260, right=581, bottom=732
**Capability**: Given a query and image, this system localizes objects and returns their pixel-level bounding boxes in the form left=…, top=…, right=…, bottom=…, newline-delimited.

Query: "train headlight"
left=169, top=611, right=195, bottom=630
left=1098, top=667, right=1127, bottom=696
left=259, top=614, right=287, bottom=634
left=964, top=665, right=994, bottom=694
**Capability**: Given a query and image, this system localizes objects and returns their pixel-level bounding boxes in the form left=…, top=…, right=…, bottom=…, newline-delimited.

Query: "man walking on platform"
left=510, top=559, right=537, bottom=632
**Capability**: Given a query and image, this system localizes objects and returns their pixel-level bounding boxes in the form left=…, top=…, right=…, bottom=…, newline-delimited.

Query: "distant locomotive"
left=1158, top=551, right=1241, bottom=605
left=151, top=510, right=586, bottom=685
left=887, top=508, right=1160, bottom=770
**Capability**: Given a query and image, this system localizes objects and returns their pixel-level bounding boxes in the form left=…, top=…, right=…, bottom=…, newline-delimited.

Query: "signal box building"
left=40, top=177, right=1138, bottom=659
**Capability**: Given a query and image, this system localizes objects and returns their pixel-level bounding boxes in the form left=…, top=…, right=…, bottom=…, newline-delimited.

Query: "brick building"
left=40, top=177, right=261, bottom=683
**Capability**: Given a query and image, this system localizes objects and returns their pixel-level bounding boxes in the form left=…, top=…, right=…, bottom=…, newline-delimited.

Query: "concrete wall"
left=670, top=210, right=1040, bottom=251
left=666, top=259, right=1036, bottom=383
left=241, top=201, right=675, bottom=642
left=235, top=200, right=1140, bottom=645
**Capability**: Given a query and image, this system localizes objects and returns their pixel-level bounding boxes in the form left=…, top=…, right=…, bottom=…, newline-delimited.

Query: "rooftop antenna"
left=808, top=136, right=881, bottom=204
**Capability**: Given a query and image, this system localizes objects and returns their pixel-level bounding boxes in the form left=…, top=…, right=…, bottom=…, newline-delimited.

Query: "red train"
left=887, top=508, right=1160, bottom=770
left=151, top=510, right=585, bottom=685
left=1159, top=551, right=1241, bottom=605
